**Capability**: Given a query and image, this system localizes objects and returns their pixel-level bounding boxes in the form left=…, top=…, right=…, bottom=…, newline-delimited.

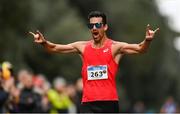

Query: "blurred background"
left=0, top=0, right=180, bottom=113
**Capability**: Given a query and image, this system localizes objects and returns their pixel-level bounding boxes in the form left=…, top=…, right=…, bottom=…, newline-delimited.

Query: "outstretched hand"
left=29, top=30, right=47, bottom=44
left=145, top=24, right=159, bottom=41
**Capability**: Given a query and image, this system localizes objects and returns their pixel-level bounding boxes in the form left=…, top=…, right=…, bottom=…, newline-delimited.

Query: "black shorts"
left=80, top=101, right=119, bottom=113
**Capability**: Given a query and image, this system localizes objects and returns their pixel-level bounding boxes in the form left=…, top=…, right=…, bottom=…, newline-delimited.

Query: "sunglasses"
left=87, top=23, right=103, bottom=29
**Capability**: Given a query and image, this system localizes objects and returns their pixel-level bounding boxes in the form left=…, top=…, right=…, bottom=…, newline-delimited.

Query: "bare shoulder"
left=71, top=41, right=88, bottom=47
left=111, top=40, right=129, bottom=55
left=70, top=41, right=89, bottom=54
left=111, top=40, right=127, bottom=62
left=111, top=40, right=128, bottom=48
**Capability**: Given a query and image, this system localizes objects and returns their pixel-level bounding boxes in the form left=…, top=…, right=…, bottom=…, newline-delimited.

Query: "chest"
left=83, top=47, right=112, bottom=64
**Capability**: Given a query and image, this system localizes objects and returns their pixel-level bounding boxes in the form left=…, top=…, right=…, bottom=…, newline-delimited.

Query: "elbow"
left=138, top=44, right=148, bottom=54
left=139, top=49, right=147, bottom=54
left=137, top=47, right=147, bottom=54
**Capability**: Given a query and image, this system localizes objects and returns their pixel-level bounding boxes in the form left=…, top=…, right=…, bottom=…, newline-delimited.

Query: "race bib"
left=87, top=65, right=108, bottom=80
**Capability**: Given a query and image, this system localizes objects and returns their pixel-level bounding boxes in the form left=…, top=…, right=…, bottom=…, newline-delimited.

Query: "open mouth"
left=92, top=31, right=99, bottom=36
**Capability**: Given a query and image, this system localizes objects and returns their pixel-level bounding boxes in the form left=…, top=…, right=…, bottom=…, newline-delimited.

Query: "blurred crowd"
left=130, top=96, right=179, bottom=113
left=0, top=61, right=179, bottom=113
left=0, top=61, right=83, bottom=113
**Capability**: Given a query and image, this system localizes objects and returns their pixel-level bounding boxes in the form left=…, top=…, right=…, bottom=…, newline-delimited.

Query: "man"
left=0, top=69, right=14, bottom=113
left=17, top=70, right=42, bottom=113
left=29, top=11, right=159, bottom=113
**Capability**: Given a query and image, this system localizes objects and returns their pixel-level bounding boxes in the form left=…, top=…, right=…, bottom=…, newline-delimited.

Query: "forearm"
left=139, top=39, right=152, bottom=53
left=41, top=40, right=78, bottom=53
left=41, top=41, right=57, bottom=52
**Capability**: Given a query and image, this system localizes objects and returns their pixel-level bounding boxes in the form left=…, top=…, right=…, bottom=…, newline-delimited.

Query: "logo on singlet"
left=103, top=48, right=109, bottom=53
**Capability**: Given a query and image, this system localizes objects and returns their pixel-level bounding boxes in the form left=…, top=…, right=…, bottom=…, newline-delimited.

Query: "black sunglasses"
left=87, top=23, right=103, bottom=29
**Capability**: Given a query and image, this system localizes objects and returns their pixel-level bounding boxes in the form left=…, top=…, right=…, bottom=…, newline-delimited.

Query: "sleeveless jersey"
left=81, top=39, right=119, bottom=102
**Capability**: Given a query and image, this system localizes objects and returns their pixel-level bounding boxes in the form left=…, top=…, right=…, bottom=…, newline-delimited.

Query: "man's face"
left=89, top=17, right=107, bottom=42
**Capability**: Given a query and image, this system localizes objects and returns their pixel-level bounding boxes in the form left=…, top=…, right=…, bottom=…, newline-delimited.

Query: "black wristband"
left=145, top=39, right=152, bottom=42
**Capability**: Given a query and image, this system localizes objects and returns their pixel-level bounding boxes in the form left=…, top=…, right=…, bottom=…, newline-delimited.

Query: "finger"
left=29, top=31, right=36, bottom=36
left=34, top=40, right=41, bottom=43
left=36, top=30, right=43, bottom=37
left=146, top=24, right=151, bottom=31
left=146, top=24, right=151, bottom=35
left=154, top=28, right=160, bottom=33
left=36, top=30, right=41, bottom=35
left=36, top=30, right=40, bottom=33
left=36, top=30, right=46, bottom=40
left=34, top=39, right=44, bottom=44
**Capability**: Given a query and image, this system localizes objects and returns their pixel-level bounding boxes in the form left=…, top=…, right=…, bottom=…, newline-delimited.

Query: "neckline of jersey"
left=90, top=38, right=110, bottom=49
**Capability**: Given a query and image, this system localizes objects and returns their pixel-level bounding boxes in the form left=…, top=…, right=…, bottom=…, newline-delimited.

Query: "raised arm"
left=29, top=31, right=85, bottom=54
left=117, top=24, right=159, bottom=54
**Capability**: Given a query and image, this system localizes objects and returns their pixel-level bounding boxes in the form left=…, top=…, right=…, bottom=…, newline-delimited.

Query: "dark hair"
left=88, top=11, right=107, bottom=24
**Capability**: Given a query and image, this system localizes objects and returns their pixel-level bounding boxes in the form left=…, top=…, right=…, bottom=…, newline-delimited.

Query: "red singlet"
left=81, top=39, right=119, bottom=102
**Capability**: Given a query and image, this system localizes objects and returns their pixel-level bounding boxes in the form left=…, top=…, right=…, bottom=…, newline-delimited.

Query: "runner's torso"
left=81, top=39, right=119, bottom=102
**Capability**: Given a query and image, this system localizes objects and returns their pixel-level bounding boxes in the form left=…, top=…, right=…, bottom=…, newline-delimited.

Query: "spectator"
left=160, top=96, right=178, bottom=113
left=0, top=65, right=14, bottom=113
left=34, top=74, right=52, bottom=113
left=133, top=100, right=145, bottom=113
left=7, top=85, right=20, bottom=113
left=74, top=78, right=83, bottom=113
left=0, top=78, right=14, bottom=113
left=47, top=77, right=73, bottom=113
left=18, top=69, right=42, bottom=113
left=66, top=84, right=77, bottom=113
